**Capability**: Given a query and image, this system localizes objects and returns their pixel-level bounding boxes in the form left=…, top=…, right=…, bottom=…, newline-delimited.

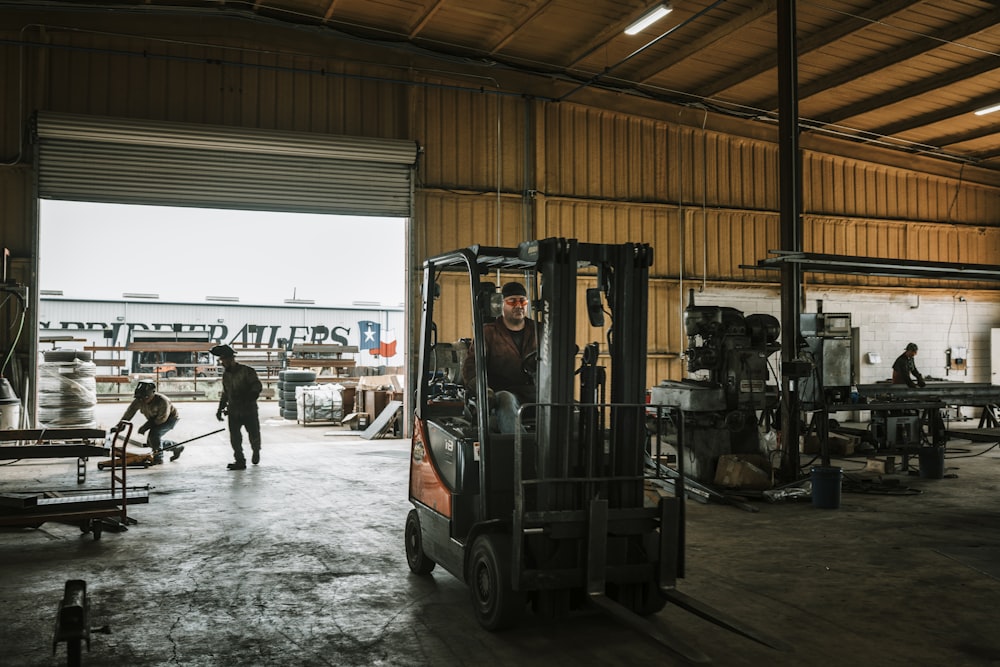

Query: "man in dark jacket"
left=461, top=281, right=538, bottom=433
left=211, top=344, right=263, bottom=470
left=892, top=342, right=926, bottom=388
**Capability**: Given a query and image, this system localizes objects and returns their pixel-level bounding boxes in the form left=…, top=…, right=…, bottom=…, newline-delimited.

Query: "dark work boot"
left=251, top=449, right=260, bottom=465
left=170, top=445, right=185, bottom=462
left=227, top=461, right=246, bottom=470
left=152, top=452, right=164, bottom=465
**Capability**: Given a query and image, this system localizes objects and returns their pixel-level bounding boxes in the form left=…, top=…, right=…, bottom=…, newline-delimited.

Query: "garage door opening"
left=38, top=200, right=407, bottom=412
left=39, top=200, right=405, bottom=308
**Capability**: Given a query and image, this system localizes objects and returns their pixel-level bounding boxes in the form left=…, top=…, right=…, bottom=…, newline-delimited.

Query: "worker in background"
left=211, top=344, right=262, bottom=470
left=892, top=342, right=926, bottom=388
left=119, top=380, right=182, bottom=465
left=461, top=281, right=538, bottom=434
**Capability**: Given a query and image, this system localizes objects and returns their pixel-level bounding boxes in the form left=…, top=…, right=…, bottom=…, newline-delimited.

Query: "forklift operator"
left=119, top=380, right=182, bottom=465
left=461, top=281, right=538, bottom=433
left=892, top=342, right=926, bottom=388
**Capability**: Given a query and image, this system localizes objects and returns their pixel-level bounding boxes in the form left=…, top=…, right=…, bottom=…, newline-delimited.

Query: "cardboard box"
left=713, top=454, right=772, bottom=490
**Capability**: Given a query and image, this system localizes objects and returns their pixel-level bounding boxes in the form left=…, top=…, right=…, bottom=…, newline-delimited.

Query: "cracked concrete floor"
left=2, top=400, right=1000, bottom=666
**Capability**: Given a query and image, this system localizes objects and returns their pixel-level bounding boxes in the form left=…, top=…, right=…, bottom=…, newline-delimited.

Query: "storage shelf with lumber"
left=288, top=344, right=357, bottom=377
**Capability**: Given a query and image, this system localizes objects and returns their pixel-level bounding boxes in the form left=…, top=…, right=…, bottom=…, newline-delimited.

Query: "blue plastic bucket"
left=811, top=466, right=843, bottom=509
left=918, top=447, right=945, bottom=479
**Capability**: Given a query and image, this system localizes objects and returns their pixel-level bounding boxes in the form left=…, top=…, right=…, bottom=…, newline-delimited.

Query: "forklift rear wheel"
left=405, top=510, right=436, bottom=575
left=469, top=533, right=523, bottom=631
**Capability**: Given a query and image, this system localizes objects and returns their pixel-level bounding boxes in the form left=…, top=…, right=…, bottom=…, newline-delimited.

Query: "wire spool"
left=38, top=351, right=98, bottom=428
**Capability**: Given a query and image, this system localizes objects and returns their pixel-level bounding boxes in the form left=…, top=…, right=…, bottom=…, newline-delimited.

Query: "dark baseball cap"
left=501, top=282, right=527, bottom=298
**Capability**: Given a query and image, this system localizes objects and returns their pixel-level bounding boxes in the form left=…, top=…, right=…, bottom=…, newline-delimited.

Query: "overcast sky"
left=39, top=200, right=406, bottom=307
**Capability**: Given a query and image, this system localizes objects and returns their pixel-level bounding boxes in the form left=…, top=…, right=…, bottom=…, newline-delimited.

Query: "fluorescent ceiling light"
left=974, top=103, right=1000, bottom=116
left=624, top=3, right=672, bottom=35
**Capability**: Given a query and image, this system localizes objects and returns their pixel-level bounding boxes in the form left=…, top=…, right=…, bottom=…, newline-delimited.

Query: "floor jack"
left=97, top=427, right=226, bottom=470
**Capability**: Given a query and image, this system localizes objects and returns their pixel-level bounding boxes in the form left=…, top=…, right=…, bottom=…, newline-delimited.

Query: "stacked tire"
left=280, top=370, right=317, bottom=420
left=38, top=349, right=98, bottom=428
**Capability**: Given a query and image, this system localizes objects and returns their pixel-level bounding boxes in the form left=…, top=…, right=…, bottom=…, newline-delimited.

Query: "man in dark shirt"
left=892, top=342, right=925, bottom=388
left=211, top=344, right=263, bottom=470
left=461, top=281, right=538, bottom=433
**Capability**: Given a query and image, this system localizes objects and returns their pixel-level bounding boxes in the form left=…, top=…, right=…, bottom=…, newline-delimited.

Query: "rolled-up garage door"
left=34, top=111, right=418, bottom=217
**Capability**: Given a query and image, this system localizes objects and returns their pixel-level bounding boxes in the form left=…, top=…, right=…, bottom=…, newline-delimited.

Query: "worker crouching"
left=119, top=380, right=181, bottom=464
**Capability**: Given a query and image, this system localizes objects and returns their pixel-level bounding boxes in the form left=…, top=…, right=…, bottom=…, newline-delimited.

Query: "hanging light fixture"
left=974, top=102, right=1000, bottom=116
left=624, top=3, right=673, bottom=35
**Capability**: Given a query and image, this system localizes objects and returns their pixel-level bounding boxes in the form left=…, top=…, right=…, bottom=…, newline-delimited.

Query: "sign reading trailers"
left=37, top=296, right=405, bottom=367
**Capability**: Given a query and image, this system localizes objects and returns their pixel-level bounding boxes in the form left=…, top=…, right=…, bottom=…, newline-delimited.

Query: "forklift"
left=405, top=238, right=781, bottom=659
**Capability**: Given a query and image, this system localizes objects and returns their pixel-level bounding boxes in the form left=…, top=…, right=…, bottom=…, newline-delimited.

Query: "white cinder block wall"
left=678, top=284, right=1000, bottom=386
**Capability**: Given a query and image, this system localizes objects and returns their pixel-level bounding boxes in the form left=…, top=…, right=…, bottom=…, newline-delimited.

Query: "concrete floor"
left=2, top=400, right=1000, bottom=666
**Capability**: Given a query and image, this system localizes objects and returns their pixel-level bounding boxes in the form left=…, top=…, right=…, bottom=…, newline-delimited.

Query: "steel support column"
left=777, top=0, right=803, bottom=480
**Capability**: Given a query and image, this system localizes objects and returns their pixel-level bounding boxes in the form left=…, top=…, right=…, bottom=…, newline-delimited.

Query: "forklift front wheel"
left=469, top=533, right=523, bottom=631
left=405, top=510, right=436, bottom=575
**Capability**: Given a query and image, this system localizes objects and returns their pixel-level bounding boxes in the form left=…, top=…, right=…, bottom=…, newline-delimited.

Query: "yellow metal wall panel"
left=803, top=153, right=1000, bottom=225
left=413, top=82, right=526, bottom=195
left=416, top=191, right=524, bottom=258
left=540, top=200, right=678, bottom=277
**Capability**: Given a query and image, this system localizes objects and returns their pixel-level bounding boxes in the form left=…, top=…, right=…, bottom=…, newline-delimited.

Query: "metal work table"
left=0, top=424, right=143, bottom=538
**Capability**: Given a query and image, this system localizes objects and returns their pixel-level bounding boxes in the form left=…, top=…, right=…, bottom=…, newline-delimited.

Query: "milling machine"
left=649, top=291, right=781, bottom=484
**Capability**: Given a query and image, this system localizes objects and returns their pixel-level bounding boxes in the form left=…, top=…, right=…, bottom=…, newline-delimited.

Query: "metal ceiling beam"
left=817, top=58, right=1000, bottom=126
left=557, top=0, right=729, bottom=103
left=933, top=125, right=1000, bottom=149
left=869, top=91, right=1000, bottom=139
left=321, top=0, right=342, bottom=22
left=629, top=0, right=776, bottom=86
left=755, top=6, right=1000, bottom=111
left=409, top=0, right=447, bottom=39
left=699, top=0, right=913, bottom=99
left=747, top=251, right=1000, bottom=282
left=488, top=0, right=554, bottom=55
left=562, top=1, right=654, bottom=71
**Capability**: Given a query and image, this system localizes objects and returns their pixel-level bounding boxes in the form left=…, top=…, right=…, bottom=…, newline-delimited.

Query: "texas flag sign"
left=359, top=321, right=381, bottom=351
left=378, top=329, right=397, bottom=358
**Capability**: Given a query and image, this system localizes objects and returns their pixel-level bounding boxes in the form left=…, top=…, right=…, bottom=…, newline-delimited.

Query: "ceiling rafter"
left=934, top=126, right=1000, bottom=149
left=698, top=0, right=914, bottom=99
left=322, top=0, right=341, bottom=22
left=561, top=1, right=649, bottom=71
left=870, top=91, right=1000, bottom=138
left=488, top=0, right=555, bottom=55
left=755, top=6, right=1000, bottom=111
left=817, top=58, right=1000, bottom=126
left=628, top=0, right=777, bottom=85
left=409, top=0, right=447, bottom=39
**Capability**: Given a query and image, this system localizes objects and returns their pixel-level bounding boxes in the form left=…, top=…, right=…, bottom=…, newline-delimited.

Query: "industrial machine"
left=405, top=239, right=779, bottom=658
left=798, top=310, right=853, bottom=408
left=648, top=291, right=781, bottom=484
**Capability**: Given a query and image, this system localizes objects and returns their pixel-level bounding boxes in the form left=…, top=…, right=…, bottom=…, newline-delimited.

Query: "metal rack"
left=0, top=423, right=147, bottom=539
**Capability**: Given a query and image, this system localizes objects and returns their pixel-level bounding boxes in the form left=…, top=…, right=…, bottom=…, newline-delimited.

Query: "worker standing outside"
left=892, top=342, right=926, bottom=388
left=461, top=281, right=538, bottom=433
left=119, top=380, right=182, bottom=465
left=211, top=344, right=262, bottom=470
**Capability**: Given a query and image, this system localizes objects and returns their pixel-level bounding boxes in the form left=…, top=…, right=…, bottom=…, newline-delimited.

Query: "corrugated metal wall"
left=2, top=9, right=999, bottom=394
